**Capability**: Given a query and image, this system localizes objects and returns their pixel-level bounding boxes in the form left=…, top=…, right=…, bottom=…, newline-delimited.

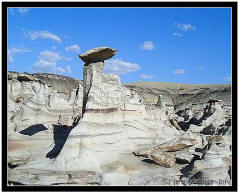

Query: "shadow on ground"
left=18, top=123, right=74, bottom=159
left=46, top=124, right=73, bottom=159
left=19, top=124, right=47, bottom=136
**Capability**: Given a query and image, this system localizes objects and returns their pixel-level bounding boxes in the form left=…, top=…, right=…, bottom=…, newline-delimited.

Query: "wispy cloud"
left=65, top=45, right=81, bottom=53
left=140, top=74, right=156, bottom=79
left=8, top=48, right=31, bottom=63
left=172, top=32, right=183, bottom=37
left=18, top=8, right=29, bottom=15
left=140, top=41, right=155, bottom=50
left=31, top=50, right=71, bottom=74
left=105, top=59, right=140, bottom=74
left=173, top=69, right=186, bottom=74
left=26, top=31, right=61, bottom=43
left=174, top=23, right=196, bottom=31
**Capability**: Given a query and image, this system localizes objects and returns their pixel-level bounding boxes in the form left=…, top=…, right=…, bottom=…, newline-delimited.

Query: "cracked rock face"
left=7, top=47, right=232, bottom=186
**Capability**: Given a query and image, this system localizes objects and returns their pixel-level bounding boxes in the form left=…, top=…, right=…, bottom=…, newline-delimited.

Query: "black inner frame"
left=2, top=1, right=237, bottom=192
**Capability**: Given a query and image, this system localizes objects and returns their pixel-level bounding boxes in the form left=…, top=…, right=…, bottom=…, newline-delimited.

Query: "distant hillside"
left=126, top=81, right=231, bottom=107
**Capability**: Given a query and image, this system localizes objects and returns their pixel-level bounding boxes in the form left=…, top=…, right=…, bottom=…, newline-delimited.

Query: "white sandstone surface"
left=7, top=47, right=232, bottom=186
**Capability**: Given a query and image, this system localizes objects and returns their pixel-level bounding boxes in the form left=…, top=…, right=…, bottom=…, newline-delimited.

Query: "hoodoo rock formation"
left=80, top=47, right=147, bottom=123
left=79, top=47, right=117, bottom=63
left=8, top=47, right=232, bottom=186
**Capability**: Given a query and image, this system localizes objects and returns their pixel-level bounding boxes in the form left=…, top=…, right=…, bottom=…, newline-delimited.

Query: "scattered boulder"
left=175, top=152, right=194, bottom=164
left=154, top=138, right=197, bottom=152
left=150, top=151, right=175, bottom=168
left=133, top=137, right=197, bottom=168
left=133, top=148, right=151, bottom=158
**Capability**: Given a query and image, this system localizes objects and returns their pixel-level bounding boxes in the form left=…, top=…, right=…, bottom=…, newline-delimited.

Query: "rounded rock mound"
left=79, top=47, right=117, bottom=63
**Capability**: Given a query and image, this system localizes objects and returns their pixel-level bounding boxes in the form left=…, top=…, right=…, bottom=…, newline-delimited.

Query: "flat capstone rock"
left=79, top=47, right=117, bottom=63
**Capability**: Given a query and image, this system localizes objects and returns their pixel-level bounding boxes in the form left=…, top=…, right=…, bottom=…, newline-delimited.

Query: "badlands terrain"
left=7, top=47, right=232, bottom=186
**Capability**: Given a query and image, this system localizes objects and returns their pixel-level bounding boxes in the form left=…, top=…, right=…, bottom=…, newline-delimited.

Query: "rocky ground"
left=7, top=47, right=232, bottom=186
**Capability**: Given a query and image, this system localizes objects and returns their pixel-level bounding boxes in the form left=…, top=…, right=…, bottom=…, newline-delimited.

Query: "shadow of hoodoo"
left=19, top=124, right=47, bottom=136
left=46, top=125, right=73, bottom=159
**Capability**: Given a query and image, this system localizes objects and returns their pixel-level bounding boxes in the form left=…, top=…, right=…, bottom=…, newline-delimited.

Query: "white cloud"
left=197, top=66, right=205, bottom=70
left=105, top=59, right=140, bottom=74
left=174, top=23, right=196, bottom=31
left=38, top=50, right=61, bottom=62
left=31, top=50, right=71, bottom=74
left=173, top=69, right=186, bottom=74
left=140, top=41, right=155, bottom=50
left=172, top=32, right=183, bottom=37
left=26, top=31, right=61, bottom=43
left=8, top=48, right=31, bottom=63
left=140, top=74, right=156, bottom=79
left=65, top=45, right=81, bottom=53
left=18, top=8, right=29, bottom=15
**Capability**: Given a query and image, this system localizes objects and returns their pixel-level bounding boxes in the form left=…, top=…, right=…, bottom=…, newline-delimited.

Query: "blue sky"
left=8, top=7, right=231, bottom=84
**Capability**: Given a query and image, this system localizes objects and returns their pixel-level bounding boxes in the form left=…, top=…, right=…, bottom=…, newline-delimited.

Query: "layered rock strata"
left=7, top=47, right=232, bottom=186
left=8, top=72, right=83, bottom=170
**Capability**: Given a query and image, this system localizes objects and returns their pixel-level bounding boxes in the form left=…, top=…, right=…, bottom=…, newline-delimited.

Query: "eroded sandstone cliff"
left=7, top=47, right=232, bottom=186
